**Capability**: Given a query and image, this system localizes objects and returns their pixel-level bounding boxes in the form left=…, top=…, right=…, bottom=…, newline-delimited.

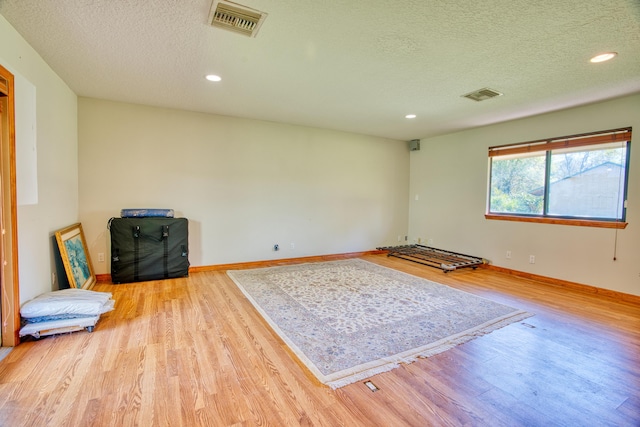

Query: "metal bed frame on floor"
left=377, top=244, right=484, bottom=272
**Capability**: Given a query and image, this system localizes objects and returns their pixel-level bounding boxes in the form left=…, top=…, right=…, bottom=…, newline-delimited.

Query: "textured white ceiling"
left=1, top=0, right=639, bottom=140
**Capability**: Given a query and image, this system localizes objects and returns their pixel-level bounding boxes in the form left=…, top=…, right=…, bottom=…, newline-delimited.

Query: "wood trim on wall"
left=481, top=264, right=640, bottom=305
left=485, top=214, right=628, bottom=229
left=190, top=250, right=387, bottom=272
left=0, top=63, right=20, bottom=347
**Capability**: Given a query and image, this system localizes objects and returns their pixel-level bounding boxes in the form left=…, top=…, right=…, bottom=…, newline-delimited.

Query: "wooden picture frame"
left=54, top=223, right=96, bottom=289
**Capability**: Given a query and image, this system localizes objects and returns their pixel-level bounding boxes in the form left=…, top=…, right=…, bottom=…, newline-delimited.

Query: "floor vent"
left=208, top=0, right=268, bottom=37
left=364, top=381, right=379, bottom=392
left=462, top=87, right=503, bottom=102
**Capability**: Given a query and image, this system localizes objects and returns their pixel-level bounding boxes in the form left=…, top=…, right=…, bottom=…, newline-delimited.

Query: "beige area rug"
left=227, top=259, right=532, bottom=389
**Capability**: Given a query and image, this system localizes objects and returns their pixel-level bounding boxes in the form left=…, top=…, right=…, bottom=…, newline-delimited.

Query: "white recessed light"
left=405, top=114, right=416, bottom=119
left=205, top=74, right=222, bottom=82
left=590, top=52, right=617, bottom=63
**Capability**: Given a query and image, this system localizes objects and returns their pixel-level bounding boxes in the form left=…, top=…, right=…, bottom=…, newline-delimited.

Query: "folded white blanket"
left=20, top=288, right=114, bottom=319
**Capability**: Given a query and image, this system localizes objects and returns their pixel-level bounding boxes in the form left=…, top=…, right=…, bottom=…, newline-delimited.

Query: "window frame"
left=485, top=127, right=631, bottom=229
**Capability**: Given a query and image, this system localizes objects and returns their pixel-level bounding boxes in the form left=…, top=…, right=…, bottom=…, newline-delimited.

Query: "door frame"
left=0, top=64, right=21, bottom=346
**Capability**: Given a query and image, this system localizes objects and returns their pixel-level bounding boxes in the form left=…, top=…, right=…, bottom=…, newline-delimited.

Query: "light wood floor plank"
left=0, top=254, right=638, bottom=426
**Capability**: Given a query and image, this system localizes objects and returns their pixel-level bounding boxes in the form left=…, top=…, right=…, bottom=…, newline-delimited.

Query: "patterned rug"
left=227, top=259, right=532, bottom=389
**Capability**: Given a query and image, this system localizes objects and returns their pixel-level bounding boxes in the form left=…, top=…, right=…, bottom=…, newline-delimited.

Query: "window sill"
left=485, top=214, right=628, bottom=229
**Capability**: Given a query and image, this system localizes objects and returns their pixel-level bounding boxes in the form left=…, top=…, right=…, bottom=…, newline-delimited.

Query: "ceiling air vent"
left=208, top=0, right=268, bottom=37
left=462, top=88, right=503, bottom=102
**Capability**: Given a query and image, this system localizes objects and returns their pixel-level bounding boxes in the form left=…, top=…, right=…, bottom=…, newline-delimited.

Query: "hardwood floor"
left=0, top=254, right=638, bottom=426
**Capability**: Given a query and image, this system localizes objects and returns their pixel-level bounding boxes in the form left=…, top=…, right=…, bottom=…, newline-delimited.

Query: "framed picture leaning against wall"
left=54, top=223, right=96, bottom=289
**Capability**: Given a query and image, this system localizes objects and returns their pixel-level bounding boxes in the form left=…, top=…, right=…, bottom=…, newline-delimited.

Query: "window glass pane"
left=490, top=153, right=545, bottom=214
left=548, top=145, right=627, bottom=219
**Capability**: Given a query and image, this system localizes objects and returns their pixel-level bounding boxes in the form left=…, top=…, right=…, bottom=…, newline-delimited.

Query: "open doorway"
left=0, top=63, right=21, bottom=347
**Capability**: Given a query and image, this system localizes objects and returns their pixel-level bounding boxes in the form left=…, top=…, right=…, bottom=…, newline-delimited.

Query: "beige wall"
left=409, top=93, right=640, bottom=296
left=0, top=15, right=79, bottom=303
left=78, top=98, right=410, bottom=274
left=3, top=10, right=638, bottom=305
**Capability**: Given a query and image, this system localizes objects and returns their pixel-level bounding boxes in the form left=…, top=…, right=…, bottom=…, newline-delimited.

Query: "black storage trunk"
left=109, top=217, right=189, bottom=283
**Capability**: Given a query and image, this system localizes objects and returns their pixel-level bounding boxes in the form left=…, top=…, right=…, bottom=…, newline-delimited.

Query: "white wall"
left=78, top=98, right=409, bottom=274
left=409, top=94, right=640, bottom=296
left=0, top=15, right=79, bottom=303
